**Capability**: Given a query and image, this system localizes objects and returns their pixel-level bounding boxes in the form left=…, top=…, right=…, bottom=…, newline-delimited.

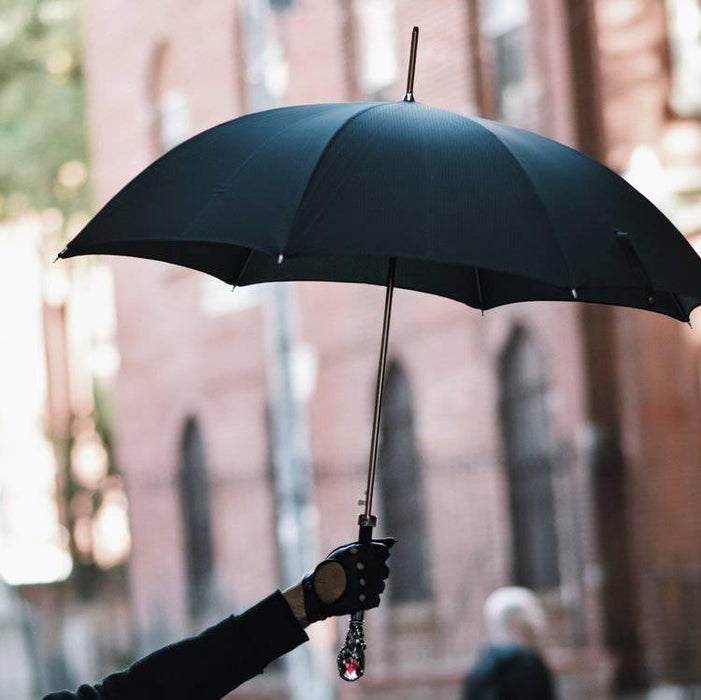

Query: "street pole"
left=266, top=284, right=334, bottom=700
left=240, top=2, right=334, bottom=699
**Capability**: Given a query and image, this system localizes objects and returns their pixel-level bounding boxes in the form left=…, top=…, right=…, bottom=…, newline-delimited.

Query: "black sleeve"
left=43, top=590, right=309, bottom=700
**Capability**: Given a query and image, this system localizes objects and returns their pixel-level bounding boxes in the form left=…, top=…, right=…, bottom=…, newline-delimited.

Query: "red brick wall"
left=594, top=0, right=701, bottom=685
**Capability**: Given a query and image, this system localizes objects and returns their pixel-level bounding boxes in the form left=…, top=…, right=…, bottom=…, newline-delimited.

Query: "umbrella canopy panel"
left=62, top=100, right=701, bottom=321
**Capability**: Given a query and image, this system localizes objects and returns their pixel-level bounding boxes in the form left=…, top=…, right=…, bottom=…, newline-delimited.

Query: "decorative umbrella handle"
left=337, top=614, right=366, bottom=682
left=337, top=521, right=374, bottom=681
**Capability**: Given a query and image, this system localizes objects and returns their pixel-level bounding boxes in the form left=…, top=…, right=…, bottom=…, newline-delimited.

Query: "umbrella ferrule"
left=403, top=27, right=419, bottom=102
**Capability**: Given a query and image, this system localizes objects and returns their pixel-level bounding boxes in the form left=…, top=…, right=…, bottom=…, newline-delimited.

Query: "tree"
left=0, top=0, right=88, bottom=222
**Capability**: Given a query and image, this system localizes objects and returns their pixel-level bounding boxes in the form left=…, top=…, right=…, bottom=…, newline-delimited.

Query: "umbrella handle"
left=337, top=521, right=374, bottom=681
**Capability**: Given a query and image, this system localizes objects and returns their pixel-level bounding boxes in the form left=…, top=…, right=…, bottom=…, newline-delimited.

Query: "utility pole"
left=239, top=2, right=334, bottom=699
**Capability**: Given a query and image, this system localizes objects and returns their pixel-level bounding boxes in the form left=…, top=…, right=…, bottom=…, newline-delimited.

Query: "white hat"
left=484, top=586, right=547, bottom=646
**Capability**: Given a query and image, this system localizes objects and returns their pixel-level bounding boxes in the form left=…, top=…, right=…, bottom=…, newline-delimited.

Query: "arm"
left=44, top=538, right=393, bottom=700
left=44, top=591, right=307, bottom=700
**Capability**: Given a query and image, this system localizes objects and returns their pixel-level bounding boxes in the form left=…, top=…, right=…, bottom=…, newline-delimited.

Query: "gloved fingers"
left=363, top=594, right=381, bottom=610
left=363, top=577, right=385, bottom=595
left=362, top=561, right=389, bottom=581
left=367, top=540, right=394, bottom=562
left=345, top=546, right=380, bottom=574
left=325, top=537, right=395, bottom=562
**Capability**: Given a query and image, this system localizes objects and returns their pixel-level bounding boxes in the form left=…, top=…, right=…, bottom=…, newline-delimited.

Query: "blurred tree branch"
left=0, top=0, right=88, bottom=222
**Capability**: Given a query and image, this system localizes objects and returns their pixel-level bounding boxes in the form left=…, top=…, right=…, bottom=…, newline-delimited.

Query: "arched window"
left=179, top=418, right=214, bottom=620
left=499, top=328, right=560, bottom=590
left=378, top=362, right=429, bottom=603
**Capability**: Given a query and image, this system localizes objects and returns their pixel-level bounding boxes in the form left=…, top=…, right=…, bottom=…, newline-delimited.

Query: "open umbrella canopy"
left=61, top=99, right=701, bottom=321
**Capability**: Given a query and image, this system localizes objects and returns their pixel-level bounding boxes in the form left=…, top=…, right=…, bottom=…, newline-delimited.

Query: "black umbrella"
left=59, top=27, right=701, bottom=680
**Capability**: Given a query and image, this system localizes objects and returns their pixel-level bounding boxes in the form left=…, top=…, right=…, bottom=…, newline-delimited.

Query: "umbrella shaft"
left=363, top=258, right=396, bottom=519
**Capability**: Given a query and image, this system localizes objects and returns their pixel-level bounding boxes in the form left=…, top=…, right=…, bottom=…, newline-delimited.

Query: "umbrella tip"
left=277, top=254, right=284, bottom=264
left=54, top=246, right=68, bottom=263
left=403, top=26, right=419, bottom=102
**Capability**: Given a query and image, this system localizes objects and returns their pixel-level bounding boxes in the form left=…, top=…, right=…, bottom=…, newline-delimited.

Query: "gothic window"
left=378, top=362, right=430, bottom=603
left=481, top=0, right=538, bottom=127
left=179, top=418, right=214, bottom=620
left=499, top=328, right=560, bottom=590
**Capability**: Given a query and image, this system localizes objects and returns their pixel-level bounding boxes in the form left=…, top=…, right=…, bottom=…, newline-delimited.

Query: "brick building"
left=81, top=0, right=701, bottom=697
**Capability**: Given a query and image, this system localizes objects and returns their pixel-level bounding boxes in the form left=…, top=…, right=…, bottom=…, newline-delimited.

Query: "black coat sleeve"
left=44, top=591, right=309, bottom=700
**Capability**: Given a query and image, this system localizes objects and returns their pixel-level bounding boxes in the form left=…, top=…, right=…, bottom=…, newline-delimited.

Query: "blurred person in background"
left=463, top=586, right=556, bottom=700
left=44, top=537, right=394, bottom=700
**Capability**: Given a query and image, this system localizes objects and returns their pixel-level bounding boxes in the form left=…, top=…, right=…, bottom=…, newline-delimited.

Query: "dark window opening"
left=179, top=418, right=215, bottom=620
left=378, top=362, right=430, bottom=603
left=499, top=328, right=560, bottom=590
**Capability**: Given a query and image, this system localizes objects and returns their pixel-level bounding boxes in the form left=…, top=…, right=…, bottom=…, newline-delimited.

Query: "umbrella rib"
left=285, top=103, right=387, bottom=250
left=472, top=120, right=577, bottom=291
left=671, top=292, right=692, bottom=326
left=474, top=266, right=485, bottom=315
left=614, top=230, right=658, bottom=306
left=232, top=249, right=255, bottom=289
left=180, top=106, right=363, bottom=245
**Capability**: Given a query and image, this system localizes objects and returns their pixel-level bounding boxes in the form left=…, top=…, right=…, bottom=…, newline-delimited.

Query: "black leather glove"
left=302, top=538, right=395, bottom=624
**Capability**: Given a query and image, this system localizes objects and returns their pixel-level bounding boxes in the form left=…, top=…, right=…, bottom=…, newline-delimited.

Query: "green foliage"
left=0, top=0, right=88, bottom=221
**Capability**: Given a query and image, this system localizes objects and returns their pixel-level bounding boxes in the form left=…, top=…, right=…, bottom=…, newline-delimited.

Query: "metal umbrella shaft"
left=362, top=256, right=396, bottom=527
left=337, top=258, right=396, bottom=681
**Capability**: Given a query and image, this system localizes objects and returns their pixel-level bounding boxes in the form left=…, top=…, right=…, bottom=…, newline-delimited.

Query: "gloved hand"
left=302, top=538, right=395, bottom=624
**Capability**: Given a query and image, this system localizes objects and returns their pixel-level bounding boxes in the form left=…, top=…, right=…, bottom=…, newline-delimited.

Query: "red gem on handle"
left=342, top=658, right=360, bottom=681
